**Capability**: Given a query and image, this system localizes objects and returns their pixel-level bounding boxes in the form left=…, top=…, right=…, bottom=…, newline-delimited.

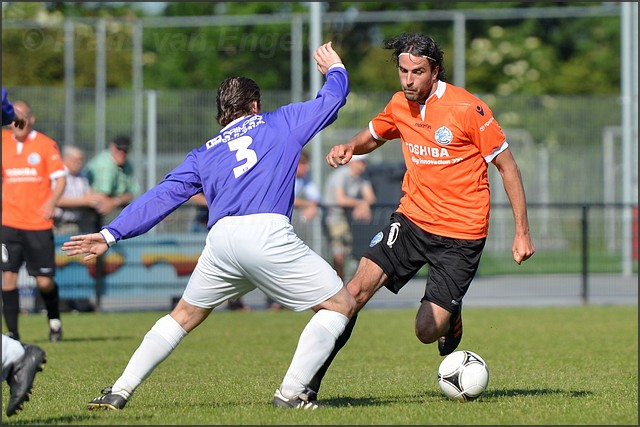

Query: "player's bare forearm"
left=326, top=129, right=382, bottom=167
left=502, top=173, right=534, bottom=263
left=45, top=176, right=67, bottom=219
left=493, top=150, right=535, bottom=264
left=61, top=233, right=110, bottom=262
left=506, top=190, right=534, bottom=264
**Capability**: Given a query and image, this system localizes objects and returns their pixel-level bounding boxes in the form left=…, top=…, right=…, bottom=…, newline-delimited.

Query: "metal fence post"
left=94, top=214, right=104, bottom=311
left=581, top=204, right=589, bottom=305
left=95, top=19, right=107, bottom=155
left=64, top=19, right=75, bottom=147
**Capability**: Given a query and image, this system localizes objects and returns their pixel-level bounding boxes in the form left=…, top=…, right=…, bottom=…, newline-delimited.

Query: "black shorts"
left=1, top=226, right=56, bottom=277
left=363, top=212, right=486, bottom=313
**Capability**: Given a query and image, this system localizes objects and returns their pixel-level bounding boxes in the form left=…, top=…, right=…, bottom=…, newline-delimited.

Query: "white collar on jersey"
left=419, top=80, right=446, bottom=120
left=10, top=130, right=37, bottom=155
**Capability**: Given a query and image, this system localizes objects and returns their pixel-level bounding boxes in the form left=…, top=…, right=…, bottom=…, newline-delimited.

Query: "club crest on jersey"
left=27, top=153, right=42, bottom=165
left=369, top=232, right=383, bottom=247
left=434, top=126, right=453, bottom=145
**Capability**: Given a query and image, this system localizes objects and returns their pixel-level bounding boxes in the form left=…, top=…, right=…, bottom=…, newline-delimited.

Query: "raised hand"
left=314, top=41, right=343, bottom=75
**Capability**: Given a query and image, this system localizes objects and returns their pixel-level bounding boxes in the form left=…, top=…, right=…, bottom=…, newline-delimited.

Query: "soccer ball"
left=438, top=350, right=489, bottom=401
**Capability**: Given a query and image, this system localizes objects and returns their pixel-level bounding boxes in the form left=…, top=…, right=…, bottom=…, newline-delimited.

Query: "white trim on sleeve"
left=50, top=169, right=67, bottom=180
left=484, top=140, right=509, bottom=163
left=100, top=229, right=117, bottom=247
left=368, top=121, right=387, bottom=142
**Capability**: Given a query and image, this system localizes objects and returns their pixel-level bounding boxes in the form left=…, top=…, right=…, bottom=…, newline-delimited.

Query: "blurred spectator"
left=55, top=145, right=99, bottom=234
left=322, top=154, right=376, bottom=279
left=85, top=135, right=140, bottom=222
left=188, top=192, right=209, bottom=233
left=293, top=150, right=321, bottom=225
left=190, top=193, right=209, bottom=233
left=226, top=298, right=252, bottom=312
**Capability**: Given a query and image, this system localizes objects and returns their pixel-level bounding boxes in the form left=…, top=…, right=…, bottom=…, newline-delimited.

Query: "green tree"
left=2, top=2, right=622, bottom=95
left=2, top=2, right=140, bottom=88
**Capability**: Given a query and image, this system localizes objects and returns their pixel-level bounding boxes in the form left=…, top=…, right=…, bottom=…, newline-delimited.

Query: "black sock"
left=2, top=289, right=21, bottom=339
left=308, top=314, right=359, bottom=394
left=40, top=281, right=61, bottom=320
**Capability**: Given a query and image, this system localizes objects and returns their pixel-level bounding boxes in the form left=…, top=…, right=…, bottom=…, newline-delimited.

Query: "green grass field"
left=2, top=305, right=637, bottom=425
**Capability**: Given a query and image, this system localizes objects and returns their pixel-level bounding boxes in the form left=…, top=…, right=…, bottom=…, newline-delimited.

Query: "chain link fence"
left=4, top=4, right=637, bottom=312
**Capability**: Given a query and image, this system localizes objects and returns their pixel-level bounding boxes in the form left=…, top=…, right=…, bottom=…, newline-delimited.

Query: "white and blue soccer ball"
left=438, top=350, right=489, bottom=401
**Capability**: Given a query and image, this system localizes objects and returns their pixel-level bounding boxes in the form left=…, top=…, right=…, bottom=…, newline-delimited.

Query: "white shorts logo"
left=386, top=222, right=401, bottom=248
left=2, top=244, right=8, bottom=264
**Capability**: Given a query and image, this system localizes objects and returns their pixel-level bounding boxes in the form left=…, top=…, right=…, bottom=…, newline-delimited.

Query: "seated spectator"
left=85, top=135, right=140, bottom=222
left=55, top=145, right=100, bottom=234
left=322, top=154, right=376, bottom=279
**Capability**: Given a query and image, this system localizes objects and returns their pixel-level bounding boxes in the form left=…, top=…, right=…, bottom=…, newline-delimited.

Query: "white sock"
left=111, top=315, right=187, bottom=398
left=279, top=310, right=349, bottom=399
left=2, top=334, right=26, bottom=381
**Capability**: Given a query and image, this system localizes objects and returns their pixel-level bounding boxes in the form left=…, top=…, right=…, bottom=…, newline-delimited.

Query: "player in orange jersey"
left=2, top=100, right=66, bottom=342
left=2, top=89, right=49, bottom=418
left=308, top=33, right=535, bottom=396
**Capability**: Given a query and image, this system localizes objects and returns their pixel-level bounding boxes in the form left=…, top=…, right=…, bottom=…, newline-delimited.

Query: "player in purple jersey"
left=62, top=42, right=355, bottom=411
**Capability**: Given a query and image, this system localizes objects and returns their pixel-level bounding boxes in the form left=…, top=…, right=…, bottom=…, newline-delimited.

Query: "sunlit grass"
left=2, top=305, right=637, bottom=425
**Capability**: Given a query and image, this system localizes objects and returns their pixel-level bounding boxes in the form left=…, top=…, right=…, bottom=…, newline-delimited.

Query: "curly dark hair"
left=216, top=76, right=262, bottom=127
left=383, top=33, right=447, bottom=82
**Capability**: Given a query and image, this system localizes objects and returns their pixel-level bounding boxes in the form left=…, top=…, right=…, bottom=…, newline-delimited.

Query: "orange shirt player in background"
left=308, top=32, right=535, bottom=397
left=2, top=100, right=67, bottom=342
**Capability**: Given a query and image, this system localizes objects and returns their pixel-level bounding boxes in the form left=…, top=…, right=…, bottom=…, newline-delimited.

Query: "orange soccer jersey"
left=2, top=129, right=66, bottom=230
left=369, top=81, right=508, bottom=240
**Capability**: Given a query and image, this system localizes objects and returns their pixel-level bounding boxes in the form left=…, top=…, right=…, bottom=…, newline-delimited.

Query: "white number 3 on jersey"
left=229, top=135, right=257, bottom=178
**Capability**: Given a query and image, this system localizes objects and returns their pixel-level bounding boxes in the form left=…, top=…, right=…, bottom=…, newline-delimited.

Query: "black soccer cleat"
left=6, top=344, right=47, bottom=417
left=272, top=388, right=319, bottom=410
left=87, top=386, right=128, bottom=411
left=438, top=305, right=463, bottom=357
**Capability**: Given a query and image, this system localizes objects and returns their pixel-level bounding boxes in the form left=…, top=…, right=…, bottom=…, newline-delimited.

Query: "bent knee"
left=322, top=287, right=357, bottom=318
left=338, top=288, right=357, bottom=317
left=170, top=298, right=212, bottom=332
left=415, top=325, right=440, bottom=344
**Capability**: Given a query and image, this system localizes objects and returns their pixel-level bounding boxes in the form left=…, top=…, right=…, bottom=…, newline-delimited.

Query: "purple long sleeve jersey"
left=104, top=65, right=349, bottom=243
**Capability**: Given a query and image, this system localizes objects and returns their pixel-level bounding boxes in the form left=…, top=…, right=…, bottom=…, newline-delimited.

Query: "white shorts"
left=182, top=213, right=344, bottom=312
